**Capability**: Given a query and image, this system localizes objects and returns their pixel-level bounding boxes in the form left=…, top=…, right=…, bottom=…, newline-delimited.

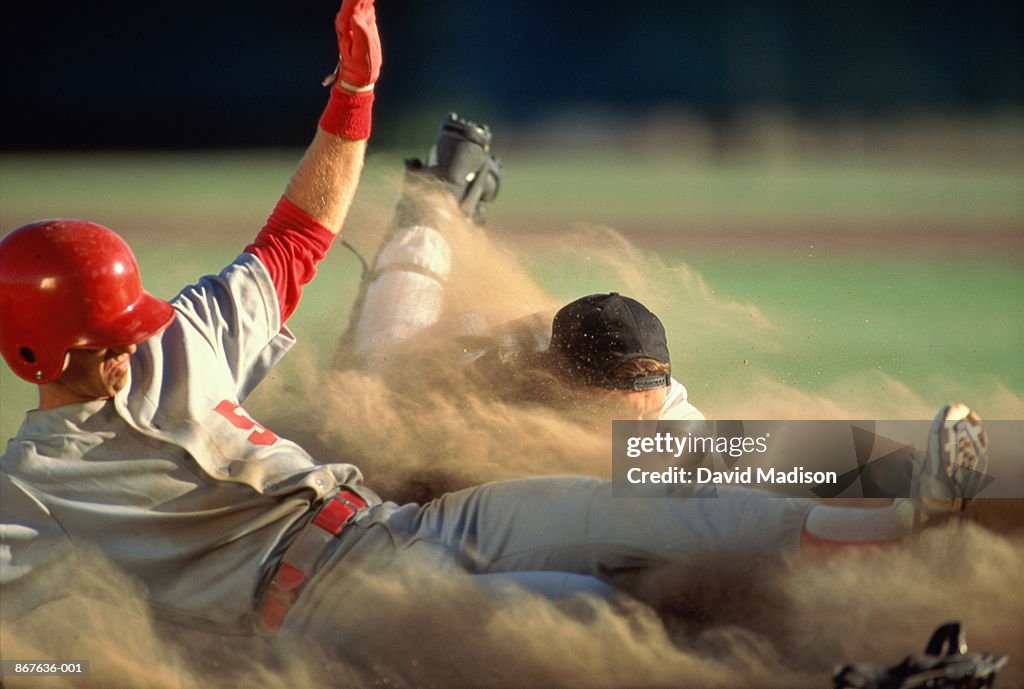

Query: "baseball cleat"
left=902, top=403, right=990, bottom=533
left=404, top=112, right=504, bottom=224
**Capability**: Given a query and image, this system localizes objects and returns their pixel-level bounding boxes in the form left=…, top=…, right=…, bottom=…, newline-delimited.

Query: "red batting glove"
left=320, top=0, right=381, bottom=140
left=336, top=0, right=381, bottom=92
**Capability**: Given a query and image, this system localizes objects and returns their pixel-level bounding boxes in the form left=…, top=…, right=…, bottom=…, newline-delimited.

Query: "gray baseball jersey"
left=0, top=253, right=369, bottom=631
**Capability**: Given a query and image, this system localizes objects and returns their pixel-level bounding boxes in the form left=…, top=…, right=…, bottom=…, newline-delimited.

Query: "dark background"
left=2, top=0, right=1023, bottom=150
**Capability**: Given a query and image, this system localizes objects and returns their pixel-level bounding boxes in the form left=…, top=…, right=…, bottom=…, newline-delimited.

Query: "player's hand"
left=330, top=0, right=382, bottom=93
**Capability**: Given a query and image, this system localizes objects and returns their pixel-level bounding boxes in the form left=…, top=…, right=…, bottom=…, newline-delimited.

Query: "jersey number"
left=214, top=400, right=279, bottom=446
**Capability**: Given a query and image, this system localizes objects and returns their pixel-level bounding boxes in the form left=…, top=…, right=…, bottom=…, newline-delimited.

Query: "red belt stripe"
left=257, top=489, right=367, bottom=633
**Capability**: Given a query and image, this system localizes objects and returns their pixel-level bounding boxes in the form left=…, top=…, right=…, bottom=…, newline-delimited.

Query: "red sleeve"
left=245, top=196, right=336, bottom=323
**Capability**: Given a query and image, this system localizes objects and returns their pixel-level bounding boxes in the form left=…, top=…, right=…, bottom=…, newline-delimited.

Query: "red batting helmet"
left=0, top=220, right=176, bottom=384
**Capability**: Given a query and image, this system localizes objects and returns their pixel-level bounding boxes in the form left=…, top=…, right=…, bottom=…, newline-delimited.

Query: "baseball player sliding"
left=0, top=0, right=990, bottom=667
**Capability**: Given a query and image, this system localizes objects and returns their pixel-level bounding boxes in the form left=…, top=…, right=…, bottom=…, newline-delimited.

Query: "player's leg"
left=281, top=476, right=808, bottom=639
left=281, top=404, right=993, bottom=646
left=471, top=570, right=615, bottom=599
left=374, top=403, right=990, bottom=570
left=335, top=113, right=502, bottom=366
left=281, top=500, right=610, bottom=651
left=375, top=476, right=814, bottom=584
left=800, top=403, right=991, bottom=556
left=343, top=220, right=453, bottom=362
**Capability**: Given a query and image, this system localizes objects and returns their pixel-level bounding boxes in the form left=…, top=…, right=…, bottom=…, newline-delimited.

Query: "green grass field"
left=3, top=150, right=1022, bottom=227
left=2, top=150, right=1022, bottom=438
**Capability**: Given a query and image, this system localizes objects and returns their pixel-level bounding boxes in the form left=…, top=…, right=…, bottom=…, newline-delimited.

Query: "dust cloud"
left=3, top=528, right=1021, bottom=688
left=266, top=194, right=1022, bottom=498
left=3, top=195, right=1021, bottom=688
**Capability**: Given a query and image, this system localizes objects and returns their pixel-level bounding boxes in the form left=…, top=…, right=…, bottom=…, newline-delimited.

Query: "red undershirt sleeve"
left=244, top=196, right=336, bottom=323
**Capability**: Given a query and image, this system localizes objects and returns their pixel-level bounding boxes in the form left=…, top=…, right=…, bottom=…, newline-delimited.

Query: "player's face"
left=55, top=344, right=137, bottom=403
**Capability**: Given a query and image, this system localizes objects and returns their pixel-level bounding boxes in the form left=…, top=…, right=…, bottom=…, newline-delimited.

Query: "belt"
left=257, top=489, right=368, bottom=633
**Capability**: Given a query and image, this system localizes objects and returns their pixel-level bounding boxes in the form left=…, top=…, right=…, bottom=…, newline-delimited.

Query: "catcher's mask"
left=0, top=219, right=175, bottom=384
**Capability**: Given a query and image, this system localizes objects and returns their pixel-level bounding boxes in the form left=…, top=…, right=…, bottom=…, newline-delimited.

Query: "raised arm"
left=246, top=0, right=382, bottom=321
left=284, top=132, right=367, bottom=235
left=286, top=0, right=382, bottom=231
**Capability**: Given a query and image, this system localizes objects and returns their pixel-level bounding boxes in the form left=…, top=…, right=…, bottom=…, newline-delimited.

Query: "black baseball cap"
left=549, top=293, right=671, bottom=391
